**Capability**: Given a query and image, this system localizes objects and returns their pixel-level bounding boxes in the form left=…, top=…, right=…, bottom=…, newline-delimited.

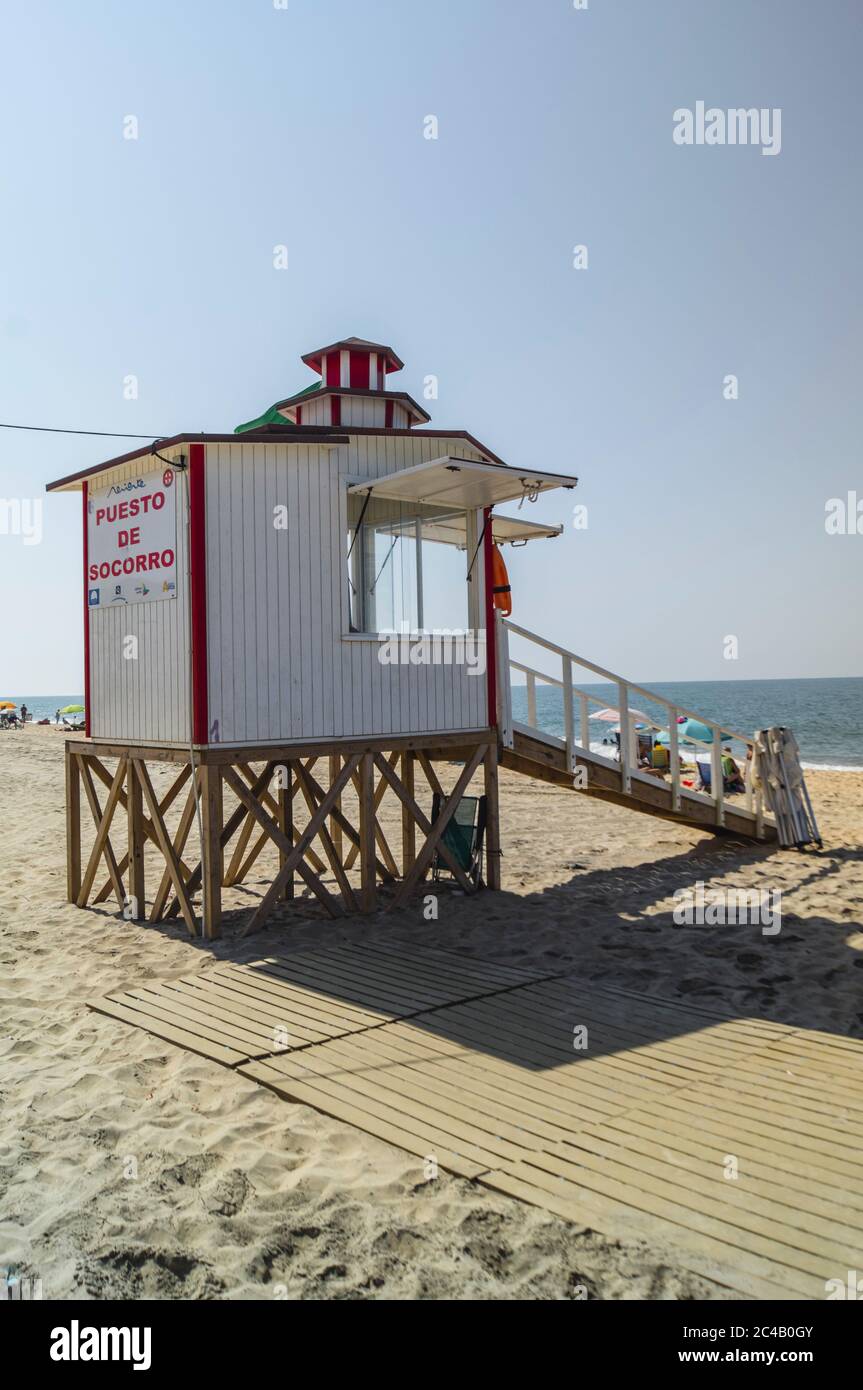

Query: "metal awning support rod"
left=466, top=515, right=488, bottom=584
left=346, top=487, right=373, bottom=561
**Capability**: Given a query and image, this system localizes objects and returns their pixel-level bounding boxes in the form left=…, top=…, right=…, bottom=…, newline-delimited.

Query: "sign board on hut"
left=87, top=468, right=177, bottom=607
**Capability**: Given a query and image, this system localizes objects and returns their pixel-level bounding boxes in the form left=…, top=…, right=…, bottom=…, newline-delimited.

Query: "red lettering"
left=147, top=552, right=159, bottom=569
left=135, top=555, right=148, bottom=572
left=88, top=564, right=98, bottom=581
left=152, top=492, right=165, bottom=511
left=160, top=548, right=174, bottom=568
left=118, top=501, right=129, bottom=520
left=95, top=509, right=105, bottom=526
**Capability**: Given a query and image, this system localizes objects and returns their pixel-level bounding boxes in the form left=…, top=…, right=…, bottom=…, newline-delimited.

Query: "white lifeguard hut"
left=48, top=333, right=773, bottom=939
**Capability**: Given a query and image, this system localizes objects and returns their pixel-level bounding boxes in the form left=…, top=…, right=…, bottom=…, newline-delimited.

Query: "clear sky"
left=1, top=0, right=861, bottom=692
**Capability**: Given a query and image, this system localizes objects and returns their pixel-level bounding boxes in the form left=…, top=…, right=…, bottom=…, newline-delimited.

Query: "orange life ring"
left=491, top=544, right=512, bottom=616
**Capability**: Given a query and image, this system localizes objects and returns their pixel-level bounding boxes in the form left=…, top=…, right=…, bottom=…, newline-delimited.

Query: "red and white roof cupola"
left=235, top=335, right=429, bottom=434
left=301, top=336, right=404, bottom=389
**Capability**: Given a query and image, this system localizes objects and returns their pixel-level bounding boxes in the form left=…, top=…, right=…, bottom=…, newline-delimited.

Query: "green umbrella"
left=657, top=718, right=730, bottom=746
left=58, top=704, right=85, bottom=714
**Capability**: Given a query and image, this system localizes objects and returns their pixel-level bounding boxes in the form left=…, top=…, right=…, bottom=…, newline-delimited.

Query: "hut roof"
left=301, top=337, right=404, bottom=374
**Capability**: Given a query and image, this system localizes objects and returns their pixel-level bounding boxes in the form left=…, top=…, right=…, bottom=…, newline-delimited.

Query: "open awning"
left=377, top=512, right=563, bottom=548
left=348, top=455, right=578, bottom=510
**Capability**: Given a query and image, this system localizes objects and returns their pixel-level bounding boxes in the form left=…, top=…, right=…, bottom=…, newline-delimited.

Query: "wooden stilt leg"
left=66, top=747, right=81, bottom=903
left=329, top=754, right=343, bottom=861
left=94, top=763, right=192, bottom=905
left=224, top=806, right=256, bottom=886
left=80, top=760, right=126, bottom=908
left=294, top=766, right=357, bottom=909
left=278, top=764, right=293, bottom=901
left=401, top=751, right=415, bottom=879
left=390, top=746, right=486, bottom=909
left=136, top=760, right=198, bottom=937
left=374, top=752, right=477, bottom=895
left=151, top=775, right=198, bottom=922
left=201, top=764, right=222, bottom=939
left=483, top=739, right=502, bottom=890
left=126, top=756, right=145, bottom=919
left=359, top=752, right=376, bottom=914
left=77, top=758, right=126, bottom=908
left=344, top=751, right=396, bottom=874
left=300, top=762, right=394, bottom=884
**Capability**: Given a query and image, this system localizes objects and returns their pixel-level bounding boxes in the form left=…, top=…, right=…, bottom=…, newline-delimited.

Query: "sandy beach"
left=2, top=725, right=861, bottom=1301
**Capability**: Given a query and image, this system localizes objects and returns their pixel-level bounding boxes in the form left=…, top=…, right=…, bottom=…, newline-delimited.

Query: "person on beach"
left=20, top=703, right=28, bottom=725
left=721, top=747, right=746, bottom=793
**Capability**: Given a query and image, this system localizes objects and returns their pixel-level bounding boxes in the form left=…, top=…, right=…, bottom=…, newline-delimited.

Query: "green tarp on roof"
left=234, top=381, right=320, bottom=434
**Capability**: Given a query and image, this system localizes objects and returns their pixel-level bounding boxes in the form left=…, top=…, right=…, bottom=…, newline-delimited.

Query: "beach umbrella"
left=679, top=718, right=727, bottom=744
left=657, top=718, right=728, bottom=746
left=591, top=706, right=649, bottom=723
left=0, top=701, right=16, bottom=709
left=58, top=704, right=85, bottom=714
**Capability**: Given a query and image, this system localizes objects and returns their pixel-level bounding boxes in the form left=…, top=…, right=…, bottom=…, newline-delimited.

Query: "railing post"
left=618, top=682, right=631, bottom=793
left=562, top=655, right=574, bottom=772
left=669, top=708, right=680, bottom=812
left=527, top=671, right=537, bottom=728
left=712, top=736, right=725, bottom=827
left=496, top=613, right=514, bottom=749
left=579, top=694, right=589, bottom=751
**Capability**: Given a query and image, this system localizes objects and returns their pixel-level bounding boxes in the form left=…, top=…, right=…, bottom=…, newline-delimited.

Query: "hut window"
left=347, top=496, right=470, bottom=636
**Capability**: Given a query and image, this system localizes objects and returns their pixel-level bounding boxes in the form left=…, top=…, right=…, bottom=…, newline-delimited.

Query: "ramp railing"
left=496, top=614, right=766, bottom=832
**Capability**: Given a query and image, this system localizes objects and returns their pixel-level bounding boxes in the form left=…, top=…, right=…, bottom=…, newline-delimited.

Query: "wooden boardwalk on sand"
left=89, top=942, right=862, bottom=1300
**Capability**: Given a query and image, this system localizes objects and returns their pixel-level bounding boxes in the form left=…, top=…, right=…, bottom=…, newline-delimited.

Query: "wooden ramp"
left=497, top=618, right=777, bottom=843
left=89, top=945, right=862, bottom=1300
left=505, top=729, right=776, bottom=842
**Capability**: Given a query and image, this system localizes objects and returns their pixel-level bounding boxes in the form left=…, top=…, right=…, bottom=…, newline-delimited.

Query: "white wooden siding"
left=88, top=449, right=190, bottom=744
left=339, top=396, right=387, bottom=427
left=298, top=397, right=328, bottom=426
left=295, top=396, right=415, bottom=428
left=204, top=434, right=490, bottom=747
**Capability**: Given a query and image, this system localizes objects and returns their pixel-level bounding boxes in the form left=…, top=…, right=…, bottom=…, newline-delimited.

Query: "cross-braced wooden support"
left=65, top=733, right=502, bottom=939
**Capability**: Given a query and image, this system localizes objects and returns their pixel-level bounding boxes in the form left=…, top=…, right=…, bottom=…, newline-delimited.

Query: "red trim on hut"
left=330, top=395, right=341, bottom=426
left=188, top=443, right=209, bottom=744
left=82, top=482, right=91, bottom=737
left=483, top=506, right=497, bottom=729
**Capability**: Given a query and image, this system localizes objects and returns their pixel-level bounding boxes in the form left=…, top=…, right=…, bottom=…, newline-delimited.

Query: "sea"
left=4, top=695, right=86, bottom=724
left=511, top=676, right=863, bottom=771
left=6, top=678, right=861, bottom=769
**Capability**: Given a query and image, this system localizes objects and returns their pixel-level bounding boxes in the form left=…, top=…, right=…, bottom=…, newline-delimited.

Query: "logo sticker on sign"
left=87, top=470, right=178, bottom=607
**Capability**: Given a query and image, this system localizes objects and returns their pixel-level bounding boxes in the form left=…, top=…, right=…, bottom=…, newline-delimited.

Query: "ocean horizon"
left=6, top=676, right=861, bottom=769
left=513, top=675, right=862, bottom=771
